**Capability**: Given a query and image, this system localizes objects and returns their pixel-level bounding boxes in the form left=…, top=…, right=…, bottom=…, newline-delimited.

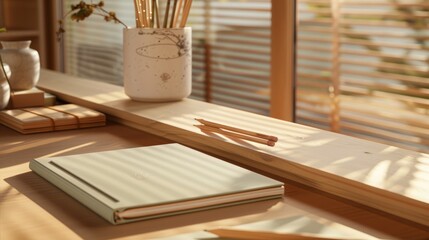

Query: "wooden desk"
left=36, top=70, right=429, bottom=228
left=1, top=124, right=428, bottom=239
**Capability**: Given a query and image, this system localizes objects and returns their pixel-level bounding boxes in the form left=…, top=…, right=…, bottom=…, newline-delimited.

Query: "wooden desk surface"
left=1, top=123, right=428, bottom=239
left=36, top=70, right=429, bottom=227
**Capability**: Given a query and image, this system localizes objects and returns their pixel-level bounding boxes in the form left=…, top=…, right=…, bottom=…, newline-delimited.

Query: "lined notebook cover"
left=0, top=104, right=105, bottom=134
left=29, top=143, right=284, bottom=224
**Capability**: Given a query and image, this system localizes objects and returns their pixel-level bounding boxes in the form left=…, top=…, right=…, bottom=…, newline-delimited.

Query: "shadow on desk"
left=0, top=122, right=169, bottom=169
left=5, top=172, right=280, bottom=240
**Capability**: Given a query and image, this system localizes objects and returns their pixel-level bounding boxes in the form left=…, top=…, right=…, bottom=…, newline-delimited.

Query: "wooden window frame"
left=270, top=0, right=296, bottom=122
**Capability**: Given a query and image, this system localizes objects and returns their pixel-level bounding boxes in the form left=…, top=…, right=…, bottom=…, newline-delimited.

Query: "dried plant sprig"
left=56, top=1, right=128, bottom=41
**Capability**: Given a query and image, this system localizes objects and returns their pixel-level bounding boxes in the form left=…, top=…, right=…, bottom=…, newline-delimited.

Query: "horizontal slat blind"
left=63, top=0, right=135, bottom=85
left=188, top=0, right=272, bottom=115
left=297, top=0, right=429, bottom=153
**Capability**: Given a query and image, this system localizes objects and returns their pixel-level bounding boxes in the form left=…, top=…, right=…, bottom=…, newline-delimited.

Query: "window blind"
left=63, top=0, right=135, bottom=85
left=296, top=0, right=429, bottom=153
left=189, top=0, right=272, bottom=115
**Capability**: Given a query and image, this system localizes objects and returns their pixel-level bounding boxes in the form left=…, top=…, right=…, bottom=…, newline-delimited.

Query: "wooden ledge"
left=37, top=70, right=429, bottom=227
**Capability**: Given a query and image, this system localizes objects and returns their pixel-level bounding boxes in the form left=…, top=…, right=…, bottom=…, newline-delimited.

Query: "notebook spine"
left=29, top=160, right=117, bottom=224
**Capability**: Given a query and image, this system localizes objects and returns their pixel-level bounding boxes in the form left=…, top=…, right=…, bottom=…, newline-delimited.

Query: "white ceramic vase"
left=0, top=41, right=40, bottom=90
left=123, top=27, right=192, bottom=102
left=0, top=63, right=11, bottom=109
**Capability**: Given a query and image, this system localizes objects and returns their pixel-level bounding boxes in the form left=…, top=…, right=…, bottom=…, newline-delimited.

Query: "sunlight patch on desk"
left=418, top=155, right=429, bottom=164
left=364, top=160, right=391, bottom=188
left=83, top=91, right=125, bottom=104
left=1, top=190, right=67, bottom=239
left=380, top=146, right=398, bottom=154
left=416, top=158, right=429, bottom=171
left=40, top=142, right=96, bottom=158
left=407, top=161, right=429, bottom=199
left=0, top=162, right=28, bottom=174
left=0, top=185, right=20, bottom=201
left=331, top=156, right=355, bottom=165
left=301, top=138, right=336, bottom=147
left=387, top=165, right=413, bottom=192
left=0, top=136, right=74, bottom=155
left=323, top=157, right=359, bottom=173
left=344, top=168, right=370, bottom=180
left=0, top=140, right=24, bottom=147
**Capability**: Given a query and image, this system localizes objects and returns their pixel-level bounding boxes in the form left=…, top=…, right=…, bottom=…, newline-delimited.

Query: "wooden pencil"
left=147, top=0, right=153, bottom=27
left=154, top=0, right=160, bottom=28
left=195, top=118, right=278, bottom=142
left=169, top=0, right=178, bottom=28
left=195, top=124, right=276, bottom=147
left=163, top=0, right=171, bottom=28
left=180, top=0, right=192, bottom=27
left=141, top=0, right=149, bottom=27
left=172, top=0, right=184, bottom=28
left=133, top=0, right=143, bottom=27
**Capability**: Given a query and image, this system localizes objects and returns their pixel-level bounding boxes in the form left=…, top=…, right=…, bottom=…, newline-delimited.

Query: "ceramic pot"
left=0, top=41, right=40, bottom=90
left=0, top=63, right=11, bottom=109
left=123, top=27, right=192, bottom=102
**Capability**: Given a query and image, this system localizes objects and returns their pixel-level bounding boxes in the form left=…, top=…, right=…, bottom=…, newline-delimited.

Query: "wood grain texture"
left=36, top=70, right=429, bottom=227
left=1, top=124, right=428, bottom=239
left=0, top=104, right=105, bottom=134
left=270, top=0, right=296, bottom=121
left=8, top=88, right=45, bottom=108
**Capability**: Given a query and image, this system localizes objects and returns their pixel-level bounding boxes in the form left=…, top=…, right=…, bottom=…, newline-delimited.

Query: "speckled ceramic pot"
left=0, top=41, right=40, bottom=90
left=0, top=63, right=11, bottom=109
left=123, top=27, right=192, bottom=102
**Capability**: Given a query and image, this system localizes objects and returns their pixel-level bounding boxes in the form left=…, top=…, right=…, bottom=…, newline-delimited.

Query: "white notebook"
left=30, top=143, right=284, bottom=224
